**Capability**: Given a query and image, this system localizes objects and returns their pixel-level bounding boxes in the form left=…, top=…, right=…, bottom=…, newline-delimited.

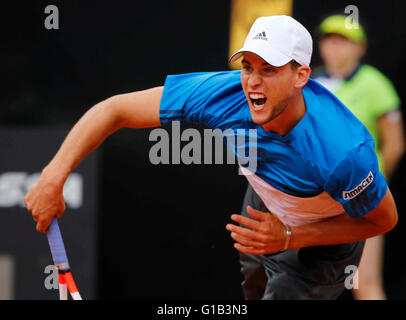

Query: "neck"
left=261, top=90, right=306, bottom=136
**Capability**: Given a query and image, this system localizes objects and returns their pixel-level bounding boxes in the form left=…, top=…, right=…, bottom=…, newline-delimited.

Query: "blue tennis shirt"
left=159, top=70, right=387, bottom=221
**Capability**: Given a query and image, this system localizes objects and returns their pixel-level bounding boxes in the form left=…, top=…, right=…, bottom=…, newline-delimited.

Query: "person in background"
left=315, top=14, right=405, bottom=300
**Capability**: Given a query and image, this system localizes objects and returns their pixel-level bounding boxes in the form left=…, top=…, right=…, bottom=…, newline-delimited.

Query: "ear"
left=294, top=66, right=311, bottom=89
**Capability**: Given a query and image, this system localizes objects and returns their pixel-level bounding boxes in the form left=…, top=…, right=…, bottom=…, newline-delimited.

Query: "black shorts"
left=239, top=184, right=365, bottom=300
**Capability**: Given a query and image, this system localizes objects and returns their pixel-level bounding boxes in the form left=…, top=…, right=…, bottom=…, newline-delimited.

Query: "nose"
left=247, top=71, right=262, bottom=89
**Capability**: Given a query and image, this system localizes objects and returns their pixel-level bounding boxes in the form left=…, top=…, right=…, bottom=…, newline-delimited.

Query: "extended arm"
left=226, top=187, right=398, bottom=255
left=25, top=87, right=164, bottom=232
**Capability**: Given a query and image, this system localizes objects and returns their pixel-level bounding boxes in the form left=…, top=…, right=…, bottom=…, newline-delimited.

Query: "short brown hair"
left=289, top=60, right=301, bottom=70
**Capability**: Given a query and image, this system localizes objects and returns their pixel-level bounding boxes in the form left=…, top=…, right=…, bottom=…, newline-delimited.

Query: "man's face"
left=240, top=52, right=298, bottom=127
left=319, top=34, right=365, bottom=75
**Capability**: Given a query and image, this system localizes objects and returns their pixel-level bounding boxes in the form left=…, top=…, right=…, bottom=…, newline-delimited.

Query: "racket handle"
left=46, top=217, right=69, bottom=269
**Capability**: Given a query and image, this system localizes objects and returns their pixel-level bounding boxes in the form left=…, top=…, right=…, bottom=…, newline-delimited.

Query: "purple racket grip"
left=46, top=217, right=69, bottom=270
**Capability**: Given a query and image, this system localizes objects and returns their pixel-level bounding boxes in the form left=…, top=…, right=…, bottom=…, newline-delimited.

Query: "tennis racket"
left=46, top=217, right=82, bottom=300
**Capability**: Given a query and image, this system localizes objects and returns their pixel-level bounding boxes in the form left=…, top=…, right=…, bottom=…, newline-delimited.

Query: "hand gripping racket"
left=46, top=218, right=82, bottom=300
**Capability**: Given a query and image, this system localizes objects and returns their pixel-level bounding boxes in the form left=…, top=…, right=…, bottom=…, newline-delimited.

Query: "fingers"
left=230, top=214, right=262, bottom=230
left=231, top=207, right=274, bottom=232
left=246, top=205, right=271, bottom=221
left=56, top=199, right=66, bottom=219
left=24, top=193, right=33, bottom=212
left=226, top=223, right=267, bottom=242
left=226, top=223, right=271, bottom=254
left=229, top=231, right=265, bottom=248
left=36, top=215, right=53, bottom=233
left=36, top=222, right=49, bottom=233
left=33, top=206, right=64, bottom=230
left=233, top=243, right=266, bottom=255
left=32, top=211, right=39, bottom=222
left=226, top=207, right=285, bottom=255
left=24, top=199, right=31, bottom=212
left=24, top=183, right=66, bottom=231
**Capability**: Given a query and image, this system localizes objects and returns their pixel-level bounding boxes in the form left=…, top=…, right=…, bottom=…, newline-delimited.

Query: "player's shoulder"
left=292, top=79, right=373, bottom=175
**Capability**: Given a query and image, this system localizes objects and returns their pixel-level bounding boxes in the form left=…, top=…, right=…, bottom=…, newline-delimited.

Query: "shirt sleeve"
left=159, top=71, right=249, bottom=130
left=324, top=139, right=388, bottom=218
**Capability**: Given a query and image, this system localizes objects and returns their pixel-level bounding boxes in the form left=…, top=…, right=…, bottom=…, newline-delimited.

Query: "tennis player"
left=24, top=15, right=398, bottom=299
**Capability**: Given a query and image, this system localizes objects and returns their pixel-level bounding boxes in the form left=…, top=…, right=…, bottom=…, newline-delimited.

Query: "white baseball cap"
left=229, top=15, right=313, bottom=67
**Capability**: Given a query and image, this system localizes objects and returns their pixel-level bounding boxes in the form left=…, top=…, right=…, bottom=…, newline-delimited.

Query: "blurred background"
left=0, top=0, right=405, bottom=299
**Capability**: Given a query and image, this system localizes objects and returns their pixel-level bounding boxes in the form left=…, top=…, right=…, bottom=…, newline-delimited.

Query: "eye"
left=263, top=68, right=274, bottom=73
left=242, top=65, right=252, bottom=73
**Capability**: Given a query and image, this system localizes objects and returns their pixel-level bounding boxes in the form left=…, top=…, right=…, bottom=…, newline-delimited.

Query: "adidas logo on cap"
left=253, top=31, right=267, bottom=41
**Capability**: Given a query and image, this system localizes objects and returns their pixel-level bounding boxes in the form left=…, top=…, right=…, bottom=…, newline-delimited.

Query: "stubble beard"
left=255, top=94, right=293, bottom=126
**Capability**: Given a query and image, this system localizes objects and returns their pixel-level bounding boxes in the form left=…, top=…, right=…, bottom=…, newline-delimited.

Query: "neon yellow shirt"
left=316, top=64, right=401, bottom=177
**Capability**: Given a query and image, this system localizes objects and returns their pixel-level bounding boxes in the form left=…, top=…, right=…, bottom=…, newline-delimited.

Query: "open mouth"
left=249, top=93, right=267, bottom=110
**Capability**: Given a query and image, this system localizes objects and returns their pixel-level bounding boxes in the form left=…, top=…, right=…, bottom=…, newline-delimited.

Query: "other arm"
left=226, top=187, right=398, bottom=255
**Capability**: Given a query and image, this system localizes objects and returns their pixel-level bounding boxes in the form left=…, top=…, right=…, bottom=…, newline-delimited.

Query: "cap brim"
left=229, top=47, right=292, bottom=67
